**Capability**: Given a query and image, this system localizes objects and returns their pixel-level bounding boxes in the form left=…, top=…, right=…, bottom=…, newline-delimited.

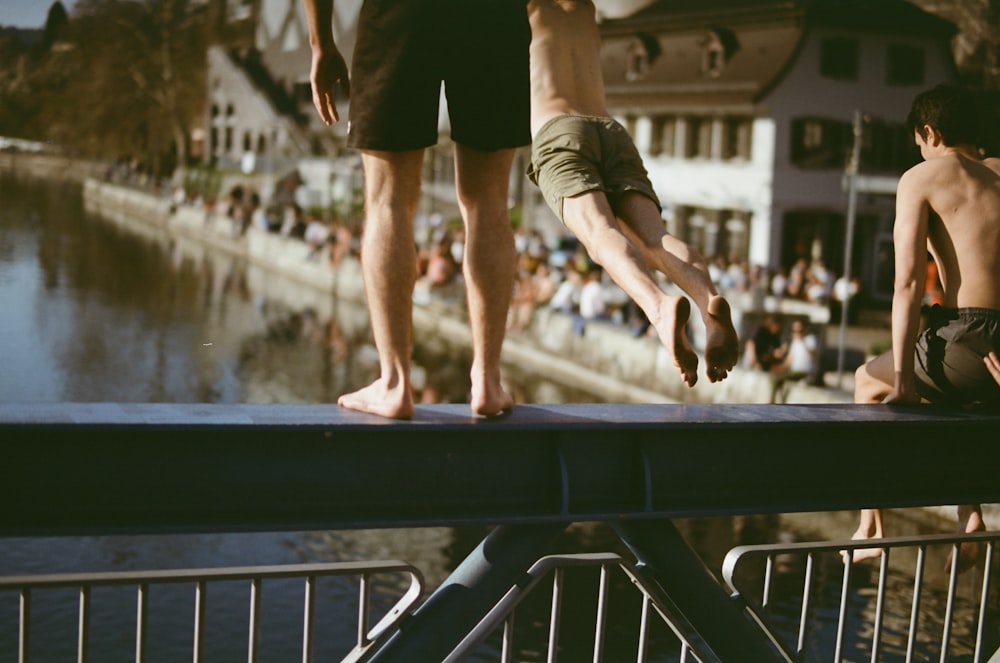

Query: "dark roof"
left=600, top=0, right=956, bottom=111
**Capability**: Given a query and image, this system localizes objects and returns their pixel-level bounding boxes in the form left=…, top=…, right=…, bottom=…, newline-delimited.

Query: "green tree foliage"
left=51, top=0, right=209, bottom=175
left=43, top=2, right=69, bottom=50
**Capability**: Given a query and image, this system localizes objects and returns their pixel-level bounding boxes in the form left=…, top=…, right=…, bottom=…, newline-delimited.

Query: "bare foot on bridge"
left=652, top=295, right=699, bottom=387
left=470, top=367, right=514, bottom=417
left=338, top=378, right=415, bottom=420
left=946, top=505, right=986, bottom=574
left=703, top=295, right=739, bottom=383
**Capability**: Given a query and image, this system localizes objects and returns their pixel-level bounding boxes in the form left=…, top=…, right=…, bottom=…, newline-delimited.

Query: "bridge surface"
left=3, top=402, right=999, bottom=662
left=2, top=401, right=997, bottom=536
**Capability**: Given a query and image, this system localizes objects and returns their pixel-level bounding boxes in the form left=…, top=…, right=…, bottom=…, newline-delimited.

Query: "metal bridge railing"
left=723, top=530, right=1000, bottom=663
left=0, top=560, right=423, bottom=663
left=445, top=552, right=714, bottom=663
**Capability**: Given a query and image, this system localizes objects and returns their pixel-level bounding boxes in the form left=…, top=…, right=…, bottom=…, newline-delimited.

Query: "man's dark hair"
left=906, top=84, right=979, bottom=148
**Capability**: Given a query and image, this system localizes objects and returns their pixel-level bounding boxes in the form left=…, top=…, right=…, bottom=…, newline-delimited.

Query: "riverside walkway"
left=3, top=401, right=999, bottom=661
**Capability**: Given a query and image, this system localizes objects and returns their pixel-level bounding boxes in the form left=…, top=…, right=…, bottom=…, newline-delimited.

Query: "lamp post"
left=837, top=109, right=864, bottom=388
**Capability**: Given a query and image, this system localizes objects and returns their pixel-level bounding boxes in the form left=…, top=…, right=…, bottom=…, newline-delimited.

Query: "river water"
left=0, top=174, right=990, bottom=661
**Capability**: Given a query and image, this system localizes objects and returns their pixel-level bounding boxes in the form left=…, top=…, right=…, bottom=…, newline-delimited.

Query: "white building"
left=205, top=0, right=958, bottom=302
left=595, top=0, right=957, bottom=303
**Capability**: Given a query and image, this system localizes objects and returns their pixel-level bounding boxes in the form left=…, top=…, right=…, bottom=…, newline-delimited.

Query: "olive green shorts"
left=527, top=115, right=659, bottom=222
left=914, top=306, right=1000, bottom=407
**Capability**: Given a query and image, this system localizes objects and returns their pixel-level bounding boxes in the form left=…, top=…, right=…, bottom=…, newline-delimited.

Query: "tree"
left=43, top=2, right=69, bottom=50
left=46, top=0, right=209, bottom=176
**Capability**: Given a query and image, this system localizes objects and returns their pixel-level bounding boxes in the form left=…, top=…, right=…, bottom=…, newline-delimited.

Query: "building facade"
left=596, top=0, right=957, bottom=303
left=204, top=0, right=963, bottom=304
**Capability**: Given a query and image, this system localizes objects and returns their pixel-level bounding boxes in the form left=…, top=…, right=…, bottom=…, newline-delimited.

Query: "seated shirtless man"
left=851, top=84, right=1000, bottom=570
left=526, top=0, right=739, bottom=386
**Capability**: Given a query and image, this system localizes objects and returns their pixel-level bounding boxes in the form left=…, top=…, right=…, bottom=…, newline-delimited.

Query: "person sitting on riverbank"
left=769, top=318, right=818, bottom=403
left=850, top=84, right=1000, bottom=572
left=526, top=0, right=739, bottom=386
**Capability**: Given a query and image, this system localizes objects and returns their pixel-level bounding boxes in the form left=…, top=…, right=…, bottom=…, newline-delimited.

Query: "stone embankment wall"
left=5, top=152, right=851, bottom=404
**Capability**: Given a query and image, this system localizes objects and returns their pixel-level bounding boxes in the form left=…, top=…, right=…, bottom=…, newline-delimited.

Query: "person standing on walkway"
left=851, top=84, right=1000, bottom=569
left=526, top=0, right=739, bottom=386
left=302, top=0, right=530, bottom=418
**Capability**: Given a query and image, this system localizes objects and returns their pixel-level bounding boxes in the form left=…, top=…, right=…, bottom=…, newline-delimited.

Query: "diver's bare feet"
left=652, top=295, right=699, bottom=387
left=470, top=366, right=514, bottom=417
left=844, top=508, right=885, bottom=563
left=946, top=504, right=986, bottom=574
left=703, top=296, right=740, bottom=383
left=338, top=378, right=414, bottom=420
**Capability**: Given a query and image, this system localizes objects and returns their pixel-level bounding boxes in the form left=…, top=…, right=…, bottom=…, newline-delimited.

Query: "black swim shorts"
left=914, top=306, right=1000, bottom=408
left=347, top=0, right=531, bottom=152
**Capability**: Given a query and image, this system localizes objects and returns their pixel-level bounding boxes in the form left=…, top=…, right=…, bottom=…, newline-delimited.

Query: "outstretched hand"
left=310, top=48, right=350, bottom=125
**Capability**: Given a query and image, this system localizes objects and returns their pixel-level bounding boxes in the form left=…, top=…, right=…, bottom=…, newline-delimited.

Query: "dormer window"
left=626, top=33, right=662, bottom=82
left=701, top=28, right=739, bottom=78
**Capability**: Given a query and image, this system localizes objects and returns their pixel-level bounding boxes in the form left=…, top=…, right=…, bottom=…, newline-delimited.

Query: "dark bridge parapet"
left=3, top=402, right=998, bottom=537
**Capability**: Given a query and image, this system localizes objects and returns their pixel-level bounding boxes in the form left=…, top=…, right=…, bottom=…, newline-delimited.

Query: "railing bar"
left=501, top=613, right=515, bottom=663
left=193, top=581, right=206, bottom=663
left=906, top=545, right=927, bottom=663
left=19, top=588, right=30, bottom=663
left=940, top=543, right=961, bottom=663
left=592, top=564, right=610, bottom=663
left=135, top=583, right=148, bottom=663
left=762, top=554, right=775, bottom=609
left=871, top=549, right=890, bottom=663
left=796, top=552, right=815, bottom=656
left=302, top=575, right=315, bottom=663
left=547, top=568, right=564, bottom=663
left=974, top=541, right=994, bottom=663
left=247, top=577, right=261, bottom=663
left=0, top=560, right=420, bottom=589
left=78, top=585, right=90, bottom=663
left=834, top=548, right=853, bottom=663
left=358, top=573, right=371, bottom=647
left=636, top=593, right=650, bottom=663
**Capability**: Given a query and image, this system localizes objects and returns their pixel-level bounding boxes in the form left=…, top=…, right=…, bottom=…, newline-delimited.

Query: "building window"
left=243, top=131, right=253, bottom=152
left=722, top=117, right=753, bottom=160
left=674, top=207, right=749, bottom=262
left=626, top=33, right=662, bottom=82
left=791, top=117, right=851, bottom=168
left=624, top=115, right=638, bottom=138
left=886, top=43, right=925, bottom=85
left=701, top=28, right=739, bottom=78
left=684, top=117, right=712, bottom=159
left=820, top=37, right=859, bottom=81
left=861, top=119, right=920, bottom=173
left=224, top=127, right=233, bottom=152
left=649, top=115, right=677, bottom=157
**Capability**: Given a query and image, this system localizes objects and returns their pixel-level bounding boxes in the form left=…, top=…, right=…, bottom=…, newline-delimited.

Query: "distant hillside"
left=0, top=26, right=42, bottom=47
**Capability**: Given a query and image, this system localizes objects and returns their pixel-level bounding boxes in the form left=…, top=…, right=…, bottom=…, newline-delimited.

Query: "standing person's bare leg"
left=562, top=191, right=699, bottom=386
left=947, top=504, right=986, bottom=573
left=847, top=508, right=886, bottom=562
left=337, top=150, right=424, bottom=419
left=454, top=145, right=516, bottom=416
left=854, top=352, right=894, bottom=404
left=616, top=192, right=739, bottom=382
left=845, top=352, right=895, bottom=559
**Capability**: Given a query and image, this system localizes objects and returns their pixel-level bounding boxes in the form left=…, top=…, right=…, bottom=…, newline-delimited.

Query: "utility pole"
left=837, top=110, right=864, bottom=388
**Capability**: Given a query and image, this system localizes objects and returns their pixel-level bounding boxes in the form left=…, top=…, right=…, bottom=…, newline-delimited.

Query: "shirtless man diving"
left=851, top=84, right=1000, bottom=569
left=526, top=0, right=739, bottom=386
